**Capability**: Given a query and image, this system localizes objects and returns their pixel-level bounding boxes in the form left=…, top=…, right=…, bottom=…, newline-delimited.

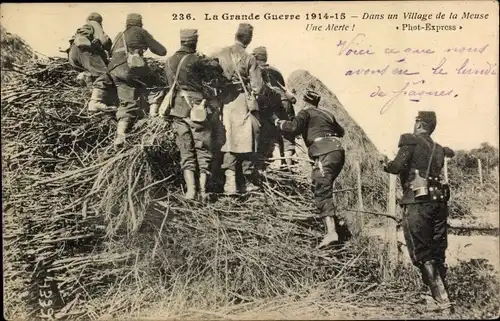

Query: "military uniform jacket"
left=108, top=26, right=167, bottom=72
left=211, top=42, right=267, bottom=153
left=257, top=62, right=295, bottom=121
left=213, top=42, right=265, bottom=102
left=71, top=21, right=112, bottom=59
left=165, top=46, right=223, bottom=119
left=385, top=133, right=453, bottom=205
left=279, top=107, right=345, bottom=157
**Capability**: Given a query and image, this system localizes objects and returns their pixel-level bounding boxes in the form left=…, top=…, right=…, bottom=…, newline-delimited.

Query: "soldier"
left=163, top=29, right=224, bottom=201
left=274, top=90, right=352, bottom=247
left=252, top=46, right=297, bottom=169
left=106, top=13, right=167, bottom=148
left=212, top=24, right=271, bottom=195
left=382, top=111, right=455, bottom=312
left=67, top=12, right=115, bottom=111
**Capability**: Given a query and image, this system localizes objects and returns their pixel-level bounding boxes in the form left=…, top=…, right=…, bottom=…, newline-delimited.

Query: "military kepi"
left=126, top=13, right=143, bottom=27
left=87, top=12, right=103, bottom=24
left=252, top=46, right=267, bottom=62
left=235, top=23, right=253, bottom=45
left=416, top=111, right=437, bottom=130
left=304, top=90, right=321, bottom=106
left=180, top=29, right=198, bottom=43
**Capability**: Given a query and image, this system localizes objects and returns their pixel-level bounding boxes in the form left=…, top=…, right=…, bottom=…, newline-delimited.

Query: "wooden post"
left=355, top=161, right=364, bottom=231
left=383, top=174, right=398, bottom=278
left=478, top=158, right=483, bottom=186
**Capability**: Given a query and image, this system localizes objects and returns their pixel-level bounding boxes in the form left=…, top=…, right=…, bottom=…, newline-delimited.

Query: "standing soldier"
left=212, top=24, right=270, bottom=194
left=252, top=46, right=297, bottom=169
left=107, top=13, right=167, bottom=148
left=382, top=111, right=455, bottom=312
left=162, top=29, right=224, bottom=201
left=274, top=90, right=352, bottom=247
left=67, top=12, right=115, bottom=111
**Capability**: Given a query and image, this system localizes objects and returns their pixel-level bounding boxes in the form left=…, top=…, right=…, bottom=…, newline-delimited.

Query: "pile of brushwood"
left=2, top=58, right=499, bottom=320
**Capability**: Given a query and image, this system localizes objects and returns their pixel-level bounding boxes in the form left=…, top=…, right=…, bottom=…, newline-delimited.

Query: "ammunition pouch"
left=428, top=180, right=450, bottom=203
left=411, top=173, right=450, bottom=203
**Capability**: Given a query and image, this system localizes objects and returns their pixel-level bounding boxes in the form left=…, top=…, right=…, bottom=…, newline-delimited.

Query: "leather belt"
left=179, top=90, right=204, bottom=99
left=313, top=135, right=340, bottom=142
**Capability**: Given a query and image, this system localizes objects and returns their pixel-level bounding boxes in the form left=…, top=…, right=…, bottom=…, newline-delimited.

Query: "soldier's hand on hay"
left=378, top=155, right=389, bottom=166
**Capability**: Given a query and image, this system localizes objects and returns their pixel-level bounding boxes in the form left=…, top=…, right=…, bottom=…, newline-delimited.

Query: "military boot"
left=421, top=261, right=452, bottom=312
left=88, top=88, right=115, bottom=112
left=199, top=172, right=209, bottom=203
left=223, top=170, right=238, bottom=195
left=334, top=217, right=353, bottom=243
left=114, top=119, right=129, bottom=149
left=243, top=174, right=261, bottom=193
left=149, top=103, right=159, bottom=117
left=283, top=150, right=295, bottom=166
left=317, top=216, right=339, bottom=248
left=183, top=170, right=197, bottom=200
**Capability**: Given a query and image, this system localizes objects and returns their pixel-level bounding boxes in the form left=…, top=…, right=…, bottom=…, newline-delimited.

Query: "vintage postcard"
left=1, top=1, right=499, bottom=320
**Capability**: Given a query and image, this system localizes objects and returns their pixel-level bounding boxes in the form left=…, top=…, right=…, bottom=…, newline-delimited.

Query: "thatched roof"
left=1, top=25, right=35, bottom=83
left=288, top=69, right=389, bottom=212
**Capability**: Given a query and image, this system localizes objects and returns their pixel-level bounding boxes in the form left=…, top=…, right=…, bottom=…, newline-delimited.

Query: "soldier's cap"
left=126, top=13, right=143, bottom=27
left=235, top=23, right=254, bottom=45
left=416, top=111, right=437, bottom=129
left=252, top=46, right=268, bottom=62
left=180, top=29, right=198, bottom=43
left=87, top=12, right=103, bottom=24
left=304, top=90, right=321, bottom=106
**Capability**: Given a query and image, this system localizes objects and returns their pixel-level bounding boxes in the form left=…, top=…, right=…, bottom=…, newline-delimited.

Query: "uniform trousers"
left=311, top=149, right=345, bottom=218
left=172, top=117, right=213, bottom=174
left=402, top=202, right=448, bottom=266
left=108, top=62, right=164, bottom=121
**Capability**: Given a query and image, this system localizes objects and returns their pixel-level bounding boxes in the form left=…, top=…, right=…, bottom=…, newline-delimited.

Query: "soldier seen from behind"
left=212, top=23, right=272, bottom=195
left=382, top=111, right=455, bottom=313
left=273, top=90, right=352, bottom=248
left=252, top=46, right=297, bottom=170
left=67, top=12, right=116, bottom=112
left=106, top=13, right=167, bottom=148
left=160, top=29, right=224, bottom=202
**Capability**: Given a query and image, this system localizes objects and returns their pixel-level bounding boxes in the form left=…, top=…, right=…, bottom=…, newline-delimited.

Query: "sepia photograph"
left=1, top=1, right=499, bottom=320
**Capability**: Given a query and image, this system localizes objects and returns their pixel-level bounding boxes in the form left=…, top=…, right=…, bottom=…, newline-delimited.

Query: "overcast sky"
left=1, top=2, right=498, bottom=155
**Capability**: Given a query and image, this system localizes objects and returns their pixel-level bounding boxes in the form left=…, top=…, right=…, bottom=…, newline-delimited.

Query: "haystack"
left=1, top=25, right=35, bottom=83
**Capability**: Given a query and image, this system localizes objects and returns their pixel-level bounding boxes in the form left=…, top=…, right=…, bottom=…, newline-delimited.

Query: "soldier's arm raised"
left=143, top=30, right=167, bottom=56
left=384, top=133, right=417, bottom=174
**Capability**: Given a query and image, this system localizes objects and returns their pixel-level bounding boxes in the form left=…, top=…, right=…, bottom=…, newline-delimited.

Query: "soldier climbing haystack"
left=67, top=12, right=116, bottom=111
left=160, top=28, right=225, bottom=202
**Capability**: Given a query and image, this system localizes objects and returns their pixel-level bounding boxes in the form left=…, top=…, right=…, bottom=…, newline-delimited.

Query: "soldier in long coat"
left=212, top=24, right=270, bottom=194
left=163, top=29, right=224, bottom=202
left=106, top=13, right=167, bottom=148
left=382, top=111, right=455, bottom=312
left=67, top=12, right=115, bottom=111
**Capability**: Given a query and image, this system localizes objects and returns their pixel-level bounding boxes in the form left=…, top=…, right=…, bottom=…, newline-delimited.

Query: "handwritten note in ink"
left=337, top=32, right=496, bottom=114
